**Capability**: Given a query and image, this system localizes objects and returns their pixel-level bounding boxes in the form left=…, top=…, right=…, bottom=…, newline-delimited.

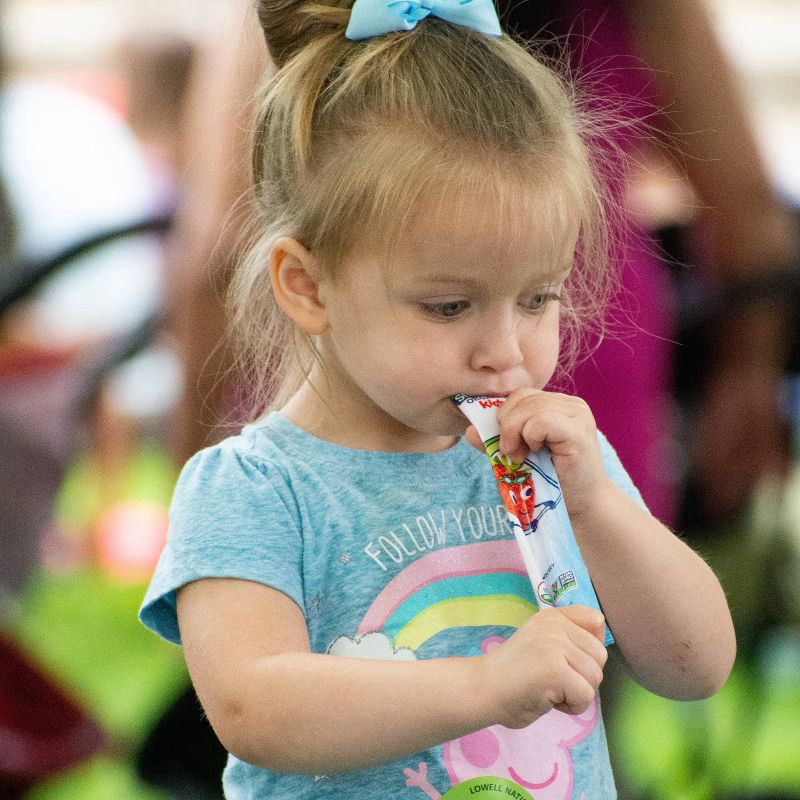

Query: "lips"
left=459, top=391, right=511, bottom=399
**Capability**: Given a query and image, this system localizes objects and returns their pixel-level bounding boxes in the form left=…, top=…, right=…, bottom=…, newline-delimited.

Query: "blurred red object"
left=94, top=500, right=168, bottom=582
left=0, top=633, right=106, bottom=798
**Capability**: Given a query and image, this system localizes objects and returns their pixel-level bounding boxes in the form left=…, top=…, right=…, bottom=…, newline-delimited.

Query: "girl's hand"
left=480, top=605, right=608, bottom=729
left=496, top=388, right=609, bottom=520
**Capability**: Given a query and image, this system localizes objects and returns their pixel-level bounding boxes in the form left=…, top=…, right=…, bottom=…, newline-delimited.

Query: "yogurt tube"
left=453, top=394, right=613, bottom=646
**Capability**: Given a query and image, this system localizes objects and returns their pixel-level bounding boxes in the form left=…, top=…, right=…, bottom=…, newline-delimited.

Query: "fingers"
left=551, top=611, right=607, bottom=715
left=540, top=607, right=608, bottom=709
left=552, top=672, right=599, bottom=716
left=557, top=605, right=608, bottom=645
left=565, top=642, right=606, bottom=691
left=532, top=607, right=609, bottom=680
left=497, top=389, right=595, bottom=463
left=494, top=390, right=605, bottom=518
left=550, top=649, right=605, bottom=716
left=555, top=608, right=608, bottom=676
left=489, top=605, right=609, bottom=727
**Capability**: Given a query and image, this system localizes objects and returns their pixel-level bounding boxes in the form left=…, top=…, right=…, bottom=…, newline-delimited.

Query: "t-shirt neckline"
left=251, top=411, right=478, bottom=471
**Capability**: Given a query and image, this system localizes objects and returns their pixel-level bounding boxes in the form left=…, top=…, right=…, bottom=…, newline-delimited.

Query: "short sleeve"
left=139, top=442, right=305, bottom=645
left=597, top=430, right=648, bottom=509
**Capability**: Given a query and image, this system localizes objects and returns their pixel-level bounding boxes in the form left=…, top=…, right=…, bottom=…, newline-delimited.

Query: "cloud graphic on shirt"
left=328, top=632, right=418, bottom=661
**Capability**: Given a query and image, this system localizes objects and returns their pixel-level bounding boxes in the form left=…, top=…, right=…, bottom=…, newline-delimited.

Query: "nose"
left=468, top=313, right=525, bottom=375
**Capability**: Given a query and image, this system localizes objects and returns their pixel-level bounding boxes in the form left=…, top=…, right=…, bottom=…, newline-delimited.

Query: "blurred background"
left=0, top=0, right=798, bottom=799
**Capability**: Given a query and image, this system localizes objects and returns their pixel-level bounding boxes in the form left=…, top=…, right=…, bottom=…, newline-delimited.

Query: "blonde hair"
left=229, top=3, right=622, bottom=416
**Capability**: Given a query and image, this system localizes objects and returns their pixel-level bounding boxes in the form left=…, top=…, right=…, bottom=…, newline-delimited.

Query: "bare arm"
left=625, top=0, right=798, bottom=521
left=177, top=578, right=607, bottom=774
left=166, top=5, right=268, bottom=463
left=625, top=0, right=797, bottom=275
left=570, top=481, right=736, bottom=700
left=493, top=389, right=736, bottom=701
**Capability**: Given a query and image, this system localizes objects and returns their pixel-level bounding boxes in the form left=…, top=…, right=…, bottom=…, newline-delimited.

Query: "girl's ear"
left=270, top=237, right=329, bottom=335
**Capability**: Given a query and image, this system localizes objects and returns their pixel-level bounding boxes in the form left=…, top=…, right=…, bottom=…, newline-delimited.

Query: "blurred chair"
left=0, top=213, right=170, bottom=794
left=0, top=214, right=170, bottom=599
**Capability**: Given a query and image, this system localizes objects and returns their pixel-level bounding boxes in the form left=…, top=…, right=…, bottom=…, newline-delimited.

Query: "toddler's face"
left=314, top=189, right=576, bottom=451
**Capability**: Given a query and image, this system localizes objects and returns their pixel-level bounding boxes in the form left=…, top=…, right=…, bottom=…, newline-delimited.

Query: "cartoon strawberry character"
left=492, top=460, right=536, bottom=532
left=481, top=433, right=537, bottom=533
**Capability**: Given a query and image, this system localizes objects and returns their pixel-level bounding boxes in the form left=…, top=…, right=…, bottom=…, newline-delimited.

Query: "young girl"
left=140, top=3, right=736, bottom=798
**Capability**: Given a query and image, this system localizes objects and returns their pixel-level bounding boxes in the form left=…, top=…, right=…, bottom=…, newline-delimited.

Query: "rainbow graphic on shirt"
left=334, top=540, right=599, bottom=800
left=356, top=540, right=536, bottom=651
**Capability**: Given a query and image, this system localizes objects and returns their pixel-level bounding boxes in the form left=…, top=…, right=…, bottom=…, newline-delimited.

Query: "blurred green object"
left=56, top=442, right=177, bottom=532
left=9, top=440, right=187, bottom=799
left=612, top=641, right=800, bottom=800
left=14, top=568, right=187, bottom=743
left=25, top=757, right=168, bottom=800
left=609, top=471, right=800, bottom=800
left=12, top=565, right=187, bottom=800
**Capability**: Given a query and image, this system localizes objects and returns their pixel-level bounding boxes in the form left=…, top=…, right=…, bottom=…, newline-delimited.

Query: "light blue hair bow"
left=346, top=0, right=502, bottom=41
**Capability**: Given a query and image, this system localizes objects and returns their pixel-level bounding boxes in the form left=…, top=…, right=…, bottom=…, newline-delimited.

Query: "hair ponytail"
left=256, top=1, right=351, bottom=68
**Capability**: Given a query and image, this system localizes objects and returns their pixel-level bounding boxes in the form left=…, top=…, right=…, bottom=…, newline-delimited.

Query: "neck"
left=280, top=369, right=457, bottom=453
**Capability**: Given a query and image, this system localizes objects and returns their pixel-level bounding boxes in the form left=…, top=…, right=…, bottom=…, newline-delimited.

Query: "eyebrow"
left=411, top=275, right=484, bottom=288
left=412, top=266, right=573, bottom=287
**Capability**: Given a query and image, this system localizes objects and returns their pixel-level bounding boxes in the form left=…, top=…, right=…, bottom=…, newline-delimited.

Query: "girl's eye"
left=520, top=292, right=559, bottom=312
left=422, top=300, right=470, bottom=318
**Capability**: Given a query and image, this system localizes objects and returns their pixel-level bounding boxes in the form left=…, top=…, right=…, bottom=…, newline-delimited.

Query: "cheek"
left=338, top=333, right=434, bottom=400
left=377, top=328, right=459, bottom=380
left=523, top=318, right=561, bottom=385
left=328, top=309, right=402, bottom=367
left=540, top=346, right=560, bottom=384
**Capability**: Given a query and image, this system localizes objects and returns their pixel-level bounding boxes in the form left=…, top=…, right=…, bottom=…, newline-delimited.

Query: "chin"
left=405, top=418, right=465, bottom=439
left=438, top=421, right=471, bottom=438
left=425, top=403, right=472, bottom=437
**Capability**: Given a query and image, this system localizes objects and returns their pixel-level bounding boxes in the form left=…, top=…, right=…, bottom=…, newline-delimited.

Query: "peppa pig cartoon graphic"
left=403, top=637, right=597, bottom=800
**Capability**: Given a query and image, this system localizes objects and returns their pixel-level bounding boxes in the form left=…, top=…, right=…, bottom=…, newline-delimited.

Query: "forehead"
left=314, top=121, right=592, bottom=277
left=389, top=179, right=581, bottom=284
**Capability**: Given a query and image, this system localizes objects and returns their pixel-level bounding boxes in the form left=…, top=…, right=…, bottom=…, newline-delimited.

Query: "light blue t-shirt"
left=141, top=413, right=644, bottom=800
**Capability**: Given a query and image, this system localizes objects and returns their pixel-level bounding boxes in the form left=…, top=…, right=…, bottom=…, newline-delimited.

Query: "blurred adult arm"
left=165, top=4, right=268, bottom=464
left=625, top=0, right=799, bottom=521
